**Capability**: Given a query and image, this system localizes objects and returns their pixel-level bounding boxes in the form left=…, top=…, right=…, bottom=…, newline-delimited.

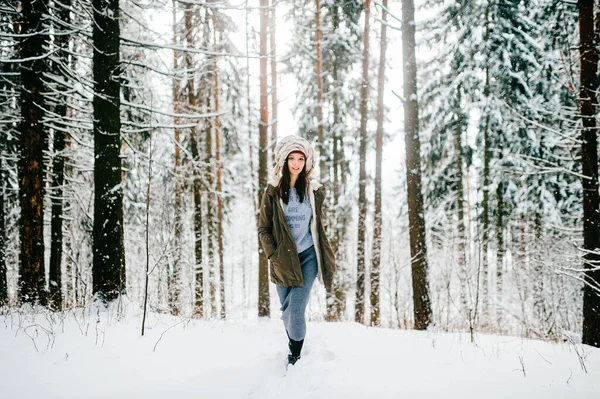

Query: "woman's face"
left=287, top=152, right=305, bottom=176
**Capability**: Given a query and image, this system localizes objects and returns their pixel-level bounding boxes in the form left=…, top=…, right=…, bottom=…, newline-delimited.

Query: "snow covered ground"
left=1, top=305, right=598, bottom=399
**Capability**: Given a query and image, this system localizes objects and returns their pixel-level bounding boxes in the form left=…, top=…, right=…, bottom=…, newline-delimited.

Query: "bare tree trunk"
left=454, top=87, right=468, bottom=319
left=325, top=4, right=346, bottom=322
left=48, top=0, right=72, bottom=311
left=206, top=99, right=216, bottom=319
left=315, top=0, right=326, bottom=183
left=355, top=0, right=371, bottom=325
left=481, top=3, right=491, bottom=324
left=270, top=0, right=278, bottom=162
left=170, top=0, right=182, bottom=315
left=92, top=0, right=125, bottom=303
left=212, top=13, right=226, bottom=320
left=185, top=3, right=204, bottom=317
left=578, top=0, right=600, bottom=348
left=401, top=0, right=432, bottom=330
left=49, top=129, right=65, bottom=310
left=64, top=134, right=73, bottom=307
left=19, top=0, right=48, bottom=305
left=370, top=0, right=388, bottom=327
left=532, top=136, right=544, bottom=323
left=496, top=161, right=504, bottom=328
left=258, top=0, right=270, bottom=317
left=202, top=8, right=216, bottom=318
left=0, top=136, right=6, bottom=306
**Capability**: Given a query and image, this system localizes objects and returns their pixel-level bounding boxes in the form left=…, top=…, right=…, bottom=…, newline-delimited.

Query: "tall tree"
left=355, top=0, right=370, bottom=324
left=48, top=0, right=72, bottom=310
left=0, top=132, right=7, bottom=306
left=198, top=7, right=217, bottom=318
left=315, top=0, right=325, bottom=182
left=19, top=0, right=48, bottom=304
left=401, top=0, right=432, bottom=330
left=184, top=3, right=204, bottom=317
left=92, top=0, right=126, bottom=302
left=480, top=2, right=492, bottom=321
left=370, top=0, right=388, bottom=327
left=258, top=0, right=270, bottom=317
left=213, top=10, right=226, bottom=320
left=170, top=0, right=182, bottom=315
left=0, top=5, right=17, bottom=307
left=270, top=0, right=278, bottom=161
left=453, top=86, right=468, bottom=315
left=578, top=0, right=600, bottom=348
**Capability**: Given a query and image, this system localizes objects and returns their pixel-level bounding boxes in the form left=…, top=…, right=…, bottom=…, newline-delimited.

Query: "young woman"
left=258, top=135, right=336, bottom=365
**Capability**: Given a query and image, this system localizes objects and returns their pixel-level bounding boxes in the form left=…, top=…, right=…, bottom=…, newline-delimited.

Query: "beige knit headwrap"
left=273, top=135, right=315, bottom=182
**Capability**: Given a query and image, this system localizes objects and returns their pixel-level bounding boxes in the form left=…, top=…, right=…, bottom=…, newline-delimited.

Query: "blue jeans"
left=275, top=245, right=318, bottom=341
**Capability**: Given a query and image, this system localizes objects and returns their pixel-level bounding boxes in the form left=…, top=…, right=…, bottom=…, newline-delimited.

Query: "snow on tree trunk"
left=48, top=0, right=72, bottom=311
left=184, top=3, right=204, bottom=317
left=355, top=0, right=370, bottom=325
left=213, top=10, right=226, bottom=320
left=170, top=0, right=182, bottom=316
left=578, top=0, right=600, bottom=348
left=92, top=0, right=126, bottom=303
left=370, top=0, right=388, bottom=328
left=401, top=0, right=431, bottom=330
left=0, top=132, right=6, bottom=306
left=480, top=3, right=491, bottom=324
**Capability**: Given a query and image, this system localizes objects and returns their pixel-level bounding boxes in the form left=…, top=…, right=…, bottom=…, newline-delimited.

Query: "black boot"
left=286, top=330, right=304, bottom=365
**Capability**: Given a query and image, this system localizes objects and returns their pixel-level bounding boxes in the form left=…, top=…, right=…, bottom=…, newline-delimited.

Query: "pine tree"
left=370, top=0, right=388, bottom=327
left=578, top=0, right=600, bottom=348
left=258, top=0, right=271, bottom=317
left=92, top=0, right=126, bottom=302
left=402, top=0, right=432, bottom=330
left=19, top=0, right=48, bottom=305
left=355, top=0, right=370, bottom=324
left=47, top=0, right=73, bottom=310
left=170, top=0, right=182, bottom=315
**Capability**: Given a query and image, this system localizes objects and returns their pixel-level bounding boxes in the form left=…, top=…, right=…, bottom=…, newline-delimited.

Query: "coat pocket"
left=269, top=246, right=285, bottom=285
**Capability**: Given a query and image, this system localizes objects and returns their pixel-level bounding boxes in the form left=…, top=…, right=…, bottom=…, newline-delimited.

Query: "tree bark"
left=213, top=12, right=226, bottom=320
left=496, top=159, right=504, bottom=328
left=170, top=0, right=182, bottom=315
left=49, top=129, right=65, bottom=310
left=185, top=3, right=204, bottom=317
left=454, top=87, right=468, bottom=316
left=481, top=3, right=491, bottom=323
left=355, top=0, right=370, bottom=325
left=201, top=8, right=216, bottom=318
left=19, top=0, right=48, bottom=305
left=205, top=95, right=216, bottom=318
left=258, top=0, right=270, bottom=317
left=48, top=0, right=72, bottom=311
left=578, top=0, right=600, bottom=348
left=0, top=135, right=7, bottom=306
left=315, top=0, right=326, bottom=183
left=92, top=0, right=126, bottom=303
left=270, top=0, right=278, bottom=162
left=401, top=0, right=432, bottom=330
left=325, top=3, right=346, bottom=322
left=370, top=0, right=388, bottom=327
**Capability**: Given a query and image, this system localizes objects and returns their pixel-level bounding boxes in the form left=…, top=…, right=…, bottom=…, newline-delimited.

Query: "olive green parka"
left=258, top=179, right=336, bottom=290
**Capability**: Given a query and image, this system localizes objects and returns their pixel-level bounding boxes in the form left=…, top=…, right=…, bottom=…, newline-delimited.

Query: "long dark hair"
left=278, top=159, right=308, bottom=205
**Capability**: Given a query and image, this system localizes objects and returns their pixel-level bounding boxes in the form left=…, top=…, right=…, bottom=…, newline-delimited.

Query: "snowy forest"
left=2, top=0, right=600, bottom=359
